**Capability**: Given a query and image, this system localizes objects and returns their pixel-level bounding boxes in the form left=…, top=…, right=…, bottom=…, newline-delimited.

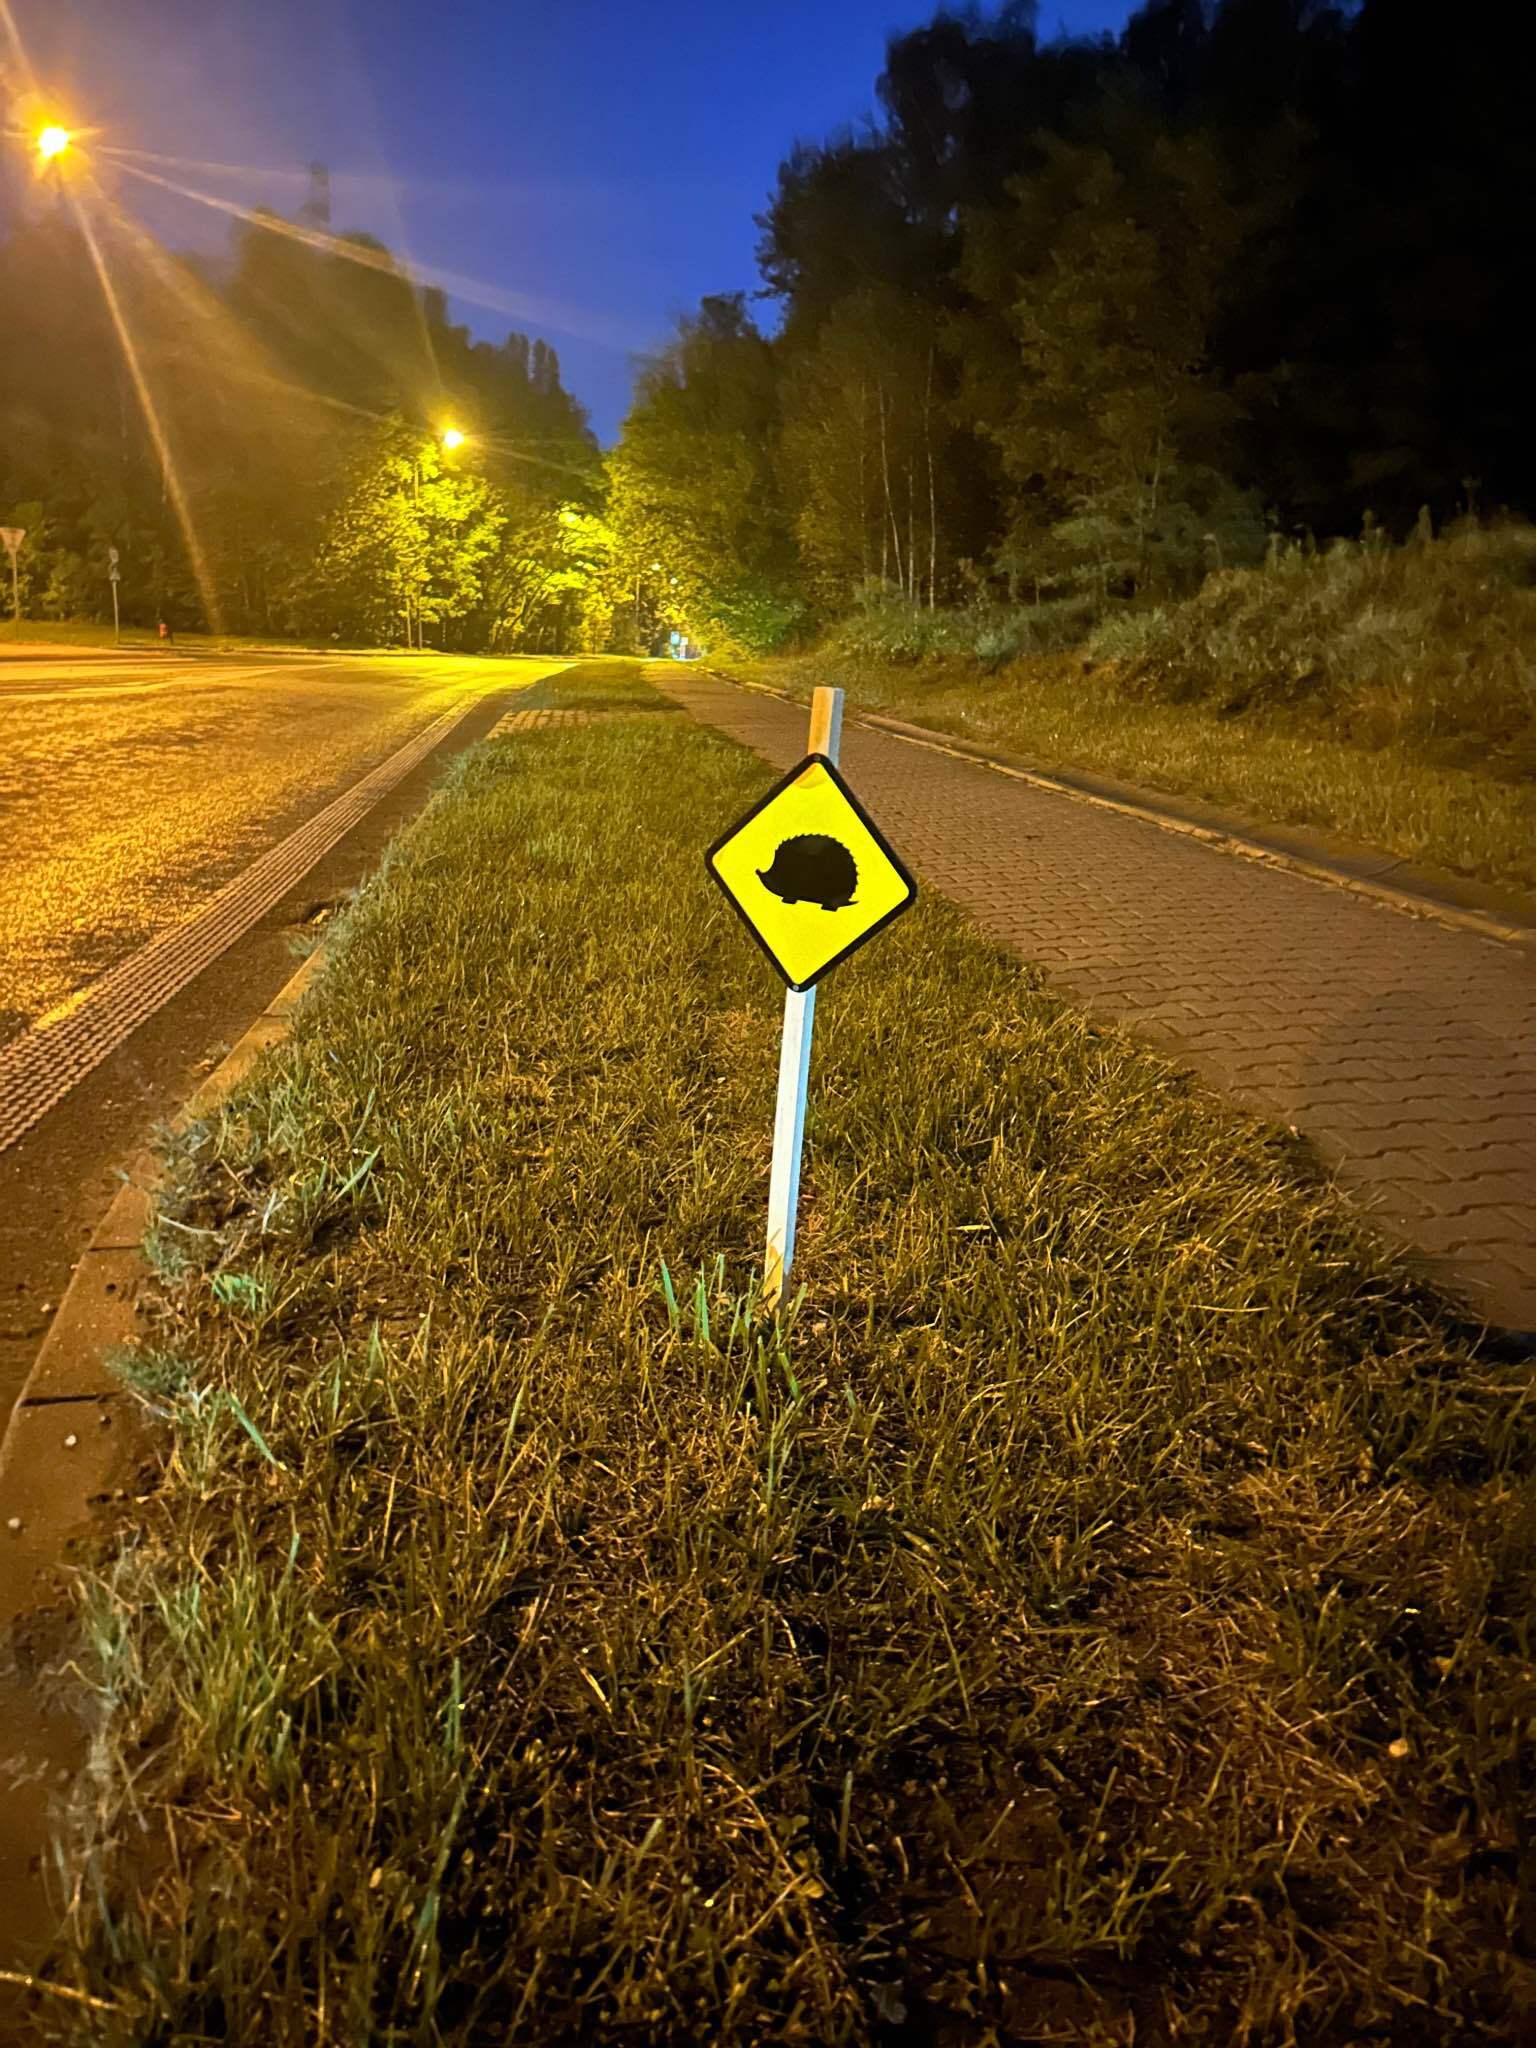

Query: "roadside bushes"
left=1084, top=604, right=1174, bottom=664
left=832, top=593, right=1100, bottom=670
left=823, top=523, right=1534, bottom=766
left=699, top=578, right=807, bottom=658
left=1112, top=521, right=1535, bottom=760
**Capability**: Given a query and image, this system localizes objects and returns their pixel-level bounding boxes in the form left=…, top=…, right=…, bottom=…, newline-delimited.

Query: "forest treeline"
left=0, top=0, right=1529, bottom=658
left=613, top=0, right=1531, bottom=653
left=0, top=171, right=614, bottom=649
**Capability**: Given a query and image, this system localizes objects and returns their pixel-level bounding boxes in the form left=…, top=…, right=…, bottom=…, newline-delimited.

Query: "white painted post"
left=762, top=685, right=843, bottom=1314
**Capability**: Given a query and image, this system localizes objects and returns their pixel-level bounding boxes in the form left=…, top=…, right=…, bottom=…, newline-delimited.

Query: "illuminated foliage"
left=0, top=201, right=595, bottom=645
left=607, top=296, right=802, bottom=653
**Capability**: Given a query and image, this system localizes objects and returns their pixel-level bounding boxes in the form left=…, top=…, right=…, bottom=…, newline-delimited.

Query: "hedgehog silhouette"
left=757, top=834, right=858, bottom=911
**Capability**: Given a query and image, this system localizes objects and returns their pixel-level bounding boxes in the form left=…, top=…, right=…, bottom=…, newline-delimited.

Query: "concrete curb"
left=0, top=941, right=329, bottom=2012
left=0, top=939, right=325, bottom=1628
left=697, top=667, right=1534, bottom=950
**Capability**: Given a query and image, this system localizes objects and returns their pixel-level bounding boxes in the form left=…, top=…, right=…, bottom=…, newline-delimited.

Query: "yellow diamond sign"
left=706, top=752, right=917, bottom=991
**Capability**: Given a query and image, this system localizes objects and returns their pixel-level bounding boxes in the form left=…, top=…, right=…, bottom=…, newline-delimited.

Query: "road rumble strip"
left=0, top=698, right=481, bottom=1153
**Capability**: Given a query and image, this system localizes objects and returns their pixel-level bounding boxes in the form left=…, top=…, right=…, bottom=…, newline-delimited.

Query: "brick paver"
left=660, top=670, right=1535, bottom=1330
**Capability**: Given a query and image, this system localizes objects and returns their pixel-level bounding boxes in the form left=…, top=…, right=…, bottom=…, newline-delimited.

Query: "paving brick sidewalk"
left=660, top=669, right=1535, bottom=1331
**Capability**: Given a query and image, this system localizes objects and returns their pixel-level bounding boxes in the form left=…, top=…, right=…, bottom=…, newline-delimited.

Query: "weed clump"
left=833, top=592, right=1100, bottom=669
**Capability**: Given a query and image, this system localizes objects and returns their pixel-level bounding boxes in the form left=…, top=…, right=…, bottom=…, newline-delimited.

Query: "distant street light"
left=35, top=125, right=72, bottom=161
left=440, top=426, right=466, bottom=451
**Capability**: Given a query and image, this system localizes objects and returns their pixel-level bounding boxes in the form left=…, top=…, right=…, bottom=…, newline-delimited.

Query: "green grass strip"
left=51, top=662, right=1532, bottom=2044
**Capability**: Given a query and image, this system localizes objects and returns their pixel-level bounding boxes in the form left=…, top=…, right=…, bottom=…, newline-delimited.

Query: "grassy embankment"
left=36, top=662, right=1531, bottom=2043
left=735, top=526, right=1536, bottom=899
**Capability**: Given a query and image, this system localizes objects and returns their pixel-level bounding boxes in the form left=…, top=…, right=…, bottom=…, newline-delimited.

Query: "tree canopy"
left=611, top=0, right=1530, bottom=649
left=0, top=178, right=608, bottom=649
left=2, top=0, right=1527, bottom=657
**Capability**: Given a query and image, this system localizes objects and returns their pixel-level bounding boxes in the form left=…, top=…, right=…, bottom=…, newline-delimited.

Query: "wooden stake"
left=762, top=686, right=844, bottom=1314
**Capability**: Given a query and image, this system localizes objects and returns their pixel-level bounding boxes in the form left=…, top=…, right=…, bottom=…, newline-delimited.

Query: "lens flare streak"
left=67, top=184, right=226, bottom=635
left=109, top=155, right=645, bottom=353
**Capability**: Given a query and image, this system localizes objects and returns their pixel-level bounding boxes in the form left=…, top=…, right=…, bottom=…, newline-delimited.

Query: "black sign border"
left=705, top=751, right=918, bottom=992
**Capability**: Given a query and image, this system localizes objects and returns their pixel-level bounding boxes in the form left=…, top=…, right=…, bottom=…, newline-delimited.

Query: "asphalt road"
left=0, top=647, right=565, bottom=1422
left=0, top=648, right=561, bottom=1037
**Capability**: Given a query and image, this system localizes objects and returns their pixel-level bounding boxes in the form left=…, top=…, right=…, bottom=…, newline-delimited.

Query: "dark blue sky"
left=22, top=0, right=1136, bottom=440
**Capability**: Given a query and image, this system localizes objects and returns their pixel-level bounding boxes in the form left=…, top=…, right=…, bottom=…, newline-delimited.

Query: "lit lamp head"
left=36, top=124, right=72, bottom=161
left=440, top=426, right=466, bottom=451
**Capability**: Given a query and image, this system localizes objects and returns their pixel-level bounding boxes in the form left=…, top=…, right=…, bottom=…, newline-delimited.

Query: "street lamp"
left=35, top=125, right=71, bottom=161
left=440, top=425, right=466, bottom=451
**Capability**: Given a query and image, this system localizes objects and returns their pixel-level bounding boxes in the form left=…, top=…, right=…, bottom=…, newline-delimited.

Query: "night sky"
left=17, top=0, right=1136, bottom=440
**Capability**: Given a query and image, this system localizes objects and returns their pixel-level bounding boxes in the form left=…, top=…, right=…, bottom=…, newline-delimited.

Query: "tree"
left=0, top=171, right=597, bottom=643
left=778, top=287, right=960, bottom=611
left=298, top=422, right=504, bottom=647
left=954, top=126, right=1258, bottom=596
left=2, top=0, right=1528, bottom=648
left=608, top=296, right=801, bottom=652
left=477, top=503, right=624, bottom=654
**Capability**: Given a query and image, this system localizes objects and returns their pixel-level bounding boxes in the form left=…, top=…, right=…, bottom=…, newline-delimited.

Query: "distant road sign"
left=107, top=545, right=120, bottom=566
left=707, top=752, right=916, bottom=992
left=0, top=528, right=25, bottom=557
